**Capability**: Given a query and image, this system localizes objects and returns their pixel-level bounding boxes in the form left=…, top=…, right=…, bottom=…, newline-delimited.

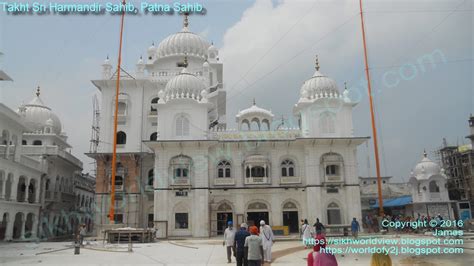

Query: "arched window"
left=115, top=176, right=123, bottom=186
left=150, top=132, right=158, bottom=141
left=217, top=161, right=231, bottom=178
left=170, top=155, right=192, bottom=179
left=326, top=165, right=340, bottom=176
left=33, top=140, right=42, bottom=146
left=150, top=97, right=159, bottom=112
left=148, top=169, right=154, bottom=186
left=327, top=202, right=341, bottom=224
left=22, top=140, right=27, bottom=145
left=281, top=159, right=295, bottom=177
left=175, top=115, right=190, bottom=137
left=321, top=153, right=343, bottom=181
left=251, top=166, right=265, bottom=177
left=117, top=102, right=127, bottom=115
left=320, top=112, right=336, bottom=134
left=116, top=131, right=126, bottom=144
left=429, top=180, right=440, bottom=192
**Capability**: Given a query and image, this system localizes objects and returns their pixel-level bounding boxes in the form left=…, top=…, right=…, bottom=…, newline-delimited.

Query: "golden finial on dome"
left=253, top=98, right=256, bottom=105
left=36, top=86, right=40, bottom=97
left=315, top=55, right=320, bottom=71
left=423, top=149, right=427, bottom=158
left=344, top=82, right=347, bottom=90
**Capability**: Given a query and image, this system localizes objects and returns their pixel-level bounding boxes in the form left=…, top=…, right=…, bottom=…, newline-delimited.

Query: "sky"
left=0, top=0, right=472, bottom=182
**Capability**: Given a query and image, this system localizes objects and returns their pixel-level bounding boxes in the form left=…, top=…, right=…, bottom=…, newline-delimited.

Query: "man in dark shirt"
left=313, top=218, right=325, bottom=236
left=234, top=223, right=250, bottom=266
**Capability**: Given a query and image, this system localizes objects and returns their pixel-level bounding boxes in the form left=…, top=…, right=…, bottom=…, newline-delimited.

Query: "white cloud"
left=219, top=0, right=472, bottom=179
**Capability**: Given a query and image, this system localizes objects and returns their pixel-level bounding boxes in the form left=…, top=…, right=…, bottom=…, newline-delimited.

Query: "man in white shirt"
left=259, top=220, right=275, bottom=263
left=223, top=221, right=236, bottom=263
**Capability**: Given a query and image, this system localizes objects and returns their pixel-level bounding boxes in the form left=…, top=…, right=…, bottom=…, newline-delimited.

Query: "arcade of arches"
left=210, top=200, right=343, bottom=235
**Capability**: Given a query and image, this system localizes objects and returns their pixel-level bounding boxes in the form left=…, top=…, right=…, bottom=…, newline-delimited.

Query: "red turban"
left=249, top=226, right=259, bottom=235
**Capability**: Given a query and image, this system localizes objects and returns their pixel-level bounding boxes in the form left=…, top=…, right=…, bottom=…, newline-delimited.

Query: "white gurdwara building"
left=90, top=15, right=367, bottom=237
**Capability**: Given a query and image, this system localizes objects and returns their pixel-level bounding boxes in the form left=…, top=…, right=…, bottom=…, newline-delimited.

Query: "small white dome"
left=203, top=61, right=210, bottom=68
left=164, top=68, right=206, bottom=101
left=413, top=152, right=442, bottom=180
left=300, top=69, right=340, bottom=99
left=18, top=89, right=62, bottom=134
left=236, top=103, right=274, bottom=119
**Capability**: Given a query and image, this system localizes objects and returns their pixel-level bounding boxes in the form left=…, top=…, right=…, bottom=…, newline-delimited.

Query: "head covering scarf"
left=313, top=235, right=326, bottom=252
left=249, top=226, right=259, bottom=235
left=313, top=252, right=338, bottom=266
left=370, top=253, right=392, bottom=266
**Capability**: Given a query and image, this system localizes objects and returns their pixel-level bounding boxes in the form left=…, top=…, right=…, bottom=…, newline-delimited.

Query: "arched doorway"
left=16, top=177, right=27, bottom=202
left=327, top=202, right=342, bottom=225
left=25, top=213, right=34, bottom=239
left=13, top=212, right=23, bottom=239
left=216, top=202, right=233, bottom=235
left=0, top=213, right=8, bottom=240
left=246, top=201, right=269, bottom=227
left=282, top=201, right=299, bottom=233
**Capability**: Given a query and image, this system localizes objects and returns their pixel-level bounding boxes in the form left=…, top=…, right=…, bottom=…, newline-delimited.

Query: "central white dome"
left=156, top=27, right=210, bottom=60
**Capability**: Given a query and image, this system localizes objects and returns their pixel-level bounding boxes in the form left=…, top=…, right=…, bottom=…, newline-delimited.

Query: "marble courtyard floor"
left=1, top=235, right=473, bottom=265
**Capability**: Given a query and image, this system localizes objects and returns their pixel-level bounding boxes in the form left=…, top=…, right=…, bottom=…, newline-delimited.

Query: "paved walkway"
left=1, top=236, right=473, bottom=265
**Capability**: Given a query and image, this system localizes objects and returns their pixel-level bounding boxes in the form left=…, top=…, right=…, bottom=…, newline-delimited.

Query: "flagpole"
left=109, top=0, right=127, bottom=223
left=359, top=0, right=384, bottom=216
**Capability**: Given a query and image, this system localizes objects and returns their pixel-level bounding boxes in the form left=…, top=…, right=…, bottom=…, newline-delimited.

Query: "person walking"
left=223, top=221, right=236, bottom=263
left=234, top=223, right=250, bottom=266
left=301, top=219, right=312, bottom=248
left=351, top=217, right=360, bottom=238
left=79, top=224, right=86, bottom=246
left=245, top=226, right=264, bottom=266
left=313, top=218, right=325, bottom=236
left=307, top=234, right=338, bottom=266
left=259, top=220, right=274, bottom=263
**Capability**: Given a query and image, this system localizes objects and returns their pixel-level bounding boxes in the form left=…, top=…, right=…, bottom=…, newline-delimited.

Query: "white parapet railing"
left=214, top=178, right=235, bottom=186
left=244, top=177, right=269, bottom=185
left=280, top=176, right=302, bottom=184
left=171, top=178, right=190, bottom=186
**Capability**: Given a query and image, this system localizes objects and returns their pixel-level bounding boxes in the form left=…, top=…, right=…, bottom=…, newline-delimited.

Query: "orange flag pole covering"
left=109, top=0, right=127, bottom=223
left=359, top=0, right=384, bottom=216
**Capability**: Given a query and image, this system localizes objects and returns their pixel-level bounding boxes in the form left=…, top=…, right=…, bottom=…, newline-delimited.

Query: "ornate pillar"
left=35, top=178, right=41, bottom=203
left=11, top=174, right=18, bottom=202
left=20, top=215, right=26, bottom=239
left=25, top=177, right=30, bottom=202
left=0, top=179, right=5, bottom=199
left=5, top=138, right=10, bottom=159
left=4, top=215, right=13, bottom=241
left=31, top=215, right=38, bottom=239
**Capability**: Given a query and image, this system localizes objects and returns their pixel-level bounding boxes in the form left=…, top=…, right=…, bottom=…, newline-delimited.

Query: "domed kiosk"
left=407, top=151, right=453, bottom=219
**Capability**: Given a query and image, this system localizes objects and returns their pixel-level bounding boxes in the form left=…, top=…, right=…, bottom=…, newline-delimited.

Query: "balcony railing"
left=280, top=176, right=302, bottom=184
left=244, top=177, right=269, bottom=185
left=171, top=178, right=190, bottom=186
left=214, top=178, right=235, bottom=186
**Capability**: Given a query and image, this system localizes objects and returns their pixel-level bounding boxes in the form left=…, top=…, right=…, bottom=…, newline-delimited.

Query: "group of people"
left=301, top=217, right=361, bottom=247
left=223, top=220, right=274, bottom=266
